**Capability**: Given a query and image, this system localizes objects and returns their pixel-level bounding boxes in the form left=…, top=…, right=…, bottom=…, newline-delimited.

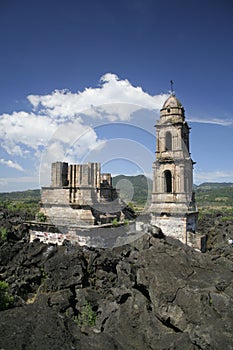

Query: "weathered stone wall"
left=150, top=212, right=204, bottom=250
left=68, top=162, right=101, bottom=188
left=151, top=215, right=187, bottom=242
left=69, top=187, right=98, bottom=205
left=100, top=173, right=112, bottom=187
left=42, top=205, right=95, bottom=226
left=41, top=188, right=70, bottom=205
left=41, top=161, right=120, bottom=225
left=51, top=162, right=68, bottom=187
left=152, top=160, right=193, bottom=197
left=29, top=229, right=89, bottom=245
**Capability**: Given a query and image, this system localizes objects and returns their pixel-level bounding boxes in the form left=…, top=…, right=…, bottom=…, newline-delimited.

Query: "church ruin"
left=40, top=161, right=125, bottom=227
left=33, top=87, right=205, bottom=250
left=150, top=93, right=205, bottom=250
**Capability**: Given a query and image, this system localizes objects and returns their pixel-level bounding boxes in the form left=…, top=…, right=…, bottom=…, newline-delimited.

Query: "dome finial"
left=170, top=80, right=175, bottom=95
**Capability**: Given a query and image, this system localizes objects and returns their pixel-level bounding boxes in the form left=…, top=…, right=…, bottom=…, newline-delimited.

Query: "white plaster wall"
left=151, top=215, right=186, bottom=242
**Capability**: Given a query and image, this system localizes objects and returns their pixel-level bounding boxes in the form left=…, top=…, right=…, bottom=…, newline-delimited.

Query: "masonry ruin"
left=32, top=90, right=206, bottom=250
left=40, top=161, right=126, bottom=227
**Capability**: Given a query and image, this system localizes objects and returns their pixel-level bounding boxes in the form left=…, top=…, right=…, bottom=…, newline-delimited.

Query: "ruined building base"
left=39, top=161, right=132, bottom=228
left=151, top=212, right=206, bottom=252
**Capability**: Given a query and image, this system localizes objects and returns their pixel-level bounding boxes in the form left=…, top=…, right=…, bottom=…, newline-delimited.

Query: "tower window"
left=165, top=131, right=172, bottom=151
left=164, top=170, right=172, bottom=193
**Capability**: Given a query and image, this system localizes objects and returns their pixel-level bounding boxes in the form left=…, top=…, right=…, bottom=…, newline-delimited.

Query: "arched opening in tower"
left=164, top=170, right=172, bottom=193
left=165, top=131, right=172, bottom=151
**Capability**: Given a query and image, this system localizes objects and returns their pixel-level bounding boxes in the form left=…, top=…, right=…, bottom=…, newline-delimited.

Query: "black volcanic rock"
left=0, top=216, right=233, bottom=349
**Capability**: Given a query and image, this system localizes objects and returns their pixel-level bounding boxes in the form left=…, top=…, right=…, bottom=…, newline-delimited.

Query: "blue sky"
left=0, top=0, right=233, bottom=192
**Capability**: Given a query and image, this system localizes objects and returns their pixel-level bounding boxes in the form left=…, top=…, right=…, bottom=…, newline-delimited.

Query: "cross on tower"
left=170, top=80, right=174, bottom=95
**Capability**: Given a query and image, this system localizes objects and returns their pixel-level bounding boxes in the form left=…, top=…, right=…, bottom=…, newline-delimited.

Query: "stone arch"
left=165, top=131, right=172, bottom=151
left=164, top=170, right=172, bottom=193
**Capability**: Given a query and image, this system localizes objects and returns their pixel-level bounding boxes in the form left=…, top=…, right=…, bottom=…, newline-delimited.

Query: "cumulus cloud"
left=0, top=111, right=57, bottom=156
left=0, top=74, right=168, bottom=158
left=0, top=158, right=24, bottom=171
left=0, top=73, right=169, bottom=179
left=39, top=122, right=106, bottom=186
left=27, top=73, right=168, bottom=119
left=1, top=72, right=232, bottom=190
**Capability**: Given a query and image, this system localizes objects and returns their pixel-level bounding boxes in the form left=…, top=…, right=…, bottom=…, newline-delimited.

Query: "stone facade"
left=40, top=162, right=121, bottom=226
left=150, top=94, right=205, bottom=250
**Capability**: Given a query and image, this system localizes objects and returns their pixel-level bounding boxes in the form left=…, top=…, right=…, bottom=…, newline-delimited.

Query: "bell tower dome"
left=150, top=91, right=203, bottom=249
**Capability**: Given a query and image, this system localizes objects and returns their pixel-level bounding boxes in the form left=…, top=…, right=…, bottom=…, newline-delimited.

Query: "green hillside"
left=195, top=183, right=233, bottom=207
left=0, top=189, right=40, bottom=202
left=197, top=182, right=233, bottom=189
left=112, top=175, right=152, bottom=206
left=0, top=190, right=41, bottom=218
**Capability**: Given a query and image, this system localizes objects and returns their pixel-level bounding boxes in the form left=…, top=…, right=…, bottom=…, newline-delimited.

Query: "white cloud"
left=27, top=73, right=168, bottom=119
left=0, top=74, right=169, bottom=165
left=0, top=73, right=170, bottom=184
left=1, top=72, right=232, bottom=192
left=0, top=158, right=24, bottom=171
left=188, top=116, right=233, bottom=126
left=0, top=111, right=57, bottom=156
left=27, top=73, right=233, bottom=126
left=39, top=123, right=106, bottom=186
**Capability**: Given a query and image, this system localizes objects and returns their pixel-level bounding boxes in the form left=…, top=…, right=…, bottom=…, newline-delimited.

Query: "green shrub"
left=0, top=227, right=7, bottom=241
left=220, top=216, right=233, bottom=222
left=37, top=212, right=47, bottom=222
left=112, top=218, right=119, bottom=227
left=127, top=202, right=134, bottom=210
left=0, top=281, right=14, bottom=310
left=74, top=301, right=96, bottom=327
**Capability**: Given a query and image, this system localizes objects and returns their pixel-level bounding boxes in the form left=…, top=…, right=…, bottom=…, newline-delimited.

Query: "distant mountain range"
left=0, top=189, right=40, bottom=202
left=0, top=177, right=233, bottom=207
left=194, top=182, right=233, bottom=190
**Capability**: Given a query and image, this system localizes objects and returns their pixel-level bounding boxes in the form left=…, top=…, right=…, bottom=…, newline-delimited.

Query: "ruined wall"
left=41, top=188, right=70, bottom=205
left=69, top=187, right=98, bottom=205
left=40, top=161, right=120, bottom=226
left=150, top=212, right=204, bottom=250
left=151, top=215, right=187, bottom=242
left=68, top=163, right=101, bottom=188
left=100, top=173, right=112, bottom=187
left=51, top=162, right=68, bottom=187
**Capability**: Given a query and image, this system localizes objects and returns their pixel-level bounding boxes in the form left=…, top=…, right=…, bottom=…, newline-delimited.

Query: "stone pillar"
left=179, top=164, right=185, bottom=193
left=177, top=126, right=182, bottom=150
left=156, top=129, right=160, bottom=153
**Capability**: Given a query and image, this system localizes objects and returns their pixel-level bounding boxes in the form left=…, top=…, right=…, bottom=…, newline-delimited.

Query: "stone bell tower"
left=150, top=92, right=203, bottom=249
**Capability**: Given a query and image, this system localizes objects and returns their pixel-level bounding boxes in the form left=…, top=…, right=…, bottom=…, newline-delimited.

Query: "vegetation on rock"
left=0, top=281, right=14, bottom=311
left=74, top=301, right=97, bottom=327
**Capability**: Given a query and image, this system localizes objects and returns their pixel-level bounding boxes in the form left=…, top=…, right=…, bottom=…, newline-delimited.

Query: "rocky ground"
left=0, top=209, right=233, bottom=350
